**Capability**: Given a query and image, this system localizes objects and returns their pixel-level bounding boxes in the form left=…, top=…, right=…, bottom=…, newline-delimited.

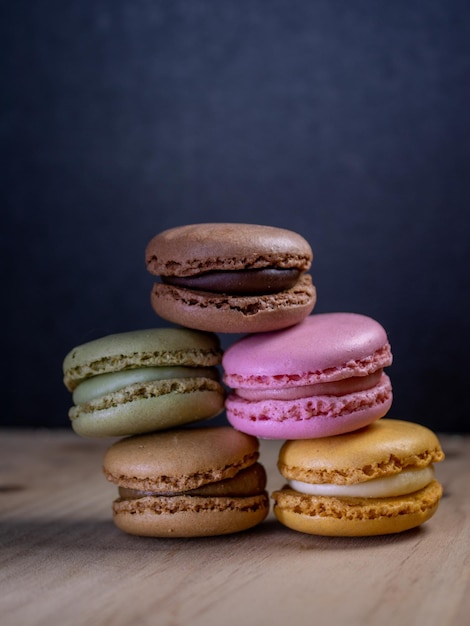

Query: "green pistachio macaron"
left=63, top=328, right=225, bottom=437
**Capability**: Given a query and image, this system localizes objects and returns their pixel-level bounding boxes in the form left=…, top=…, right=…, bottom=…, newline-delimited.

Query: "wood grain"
left=0, top=429, right=468, bottom=626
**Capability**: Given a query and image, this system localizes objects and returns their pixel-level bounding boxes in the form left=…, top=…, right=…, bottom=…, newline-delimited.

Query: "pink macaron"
left=222, top=313, right=393, bottom=439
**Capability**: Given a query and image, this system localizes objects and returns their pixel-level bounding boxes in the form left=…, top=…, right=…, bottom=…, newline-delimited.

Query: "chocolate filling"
left=161, top=268, right=301, bottom=295
left=118, top=463, right=267, bottom=499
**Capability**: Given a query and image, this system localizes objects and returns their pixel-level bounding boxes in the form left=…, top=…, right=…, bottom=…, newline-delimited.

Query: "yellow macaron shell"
left=277, top=419, right=444, bottom=485
left=273, top=419, right=445, bottom=537
left=273, top=481, right=443, bottom=537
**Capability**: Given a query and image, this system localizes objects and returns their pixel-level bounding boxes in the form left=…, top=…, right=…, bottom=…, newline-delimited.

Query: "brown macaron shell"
left=145, top=223, right=316, bottom=333
left=103, top=427, right=269, bottom=537
left=150, top=274, right=316, bottom=333
left=272, top=419, right=445, bottom=537
left=145, top=223, right=313, bottom=276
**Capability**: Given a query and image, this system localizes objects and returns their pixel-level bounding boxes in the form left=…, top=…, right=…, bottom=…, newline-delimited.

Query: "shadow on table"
left=0, top=516, right=426, bottom=555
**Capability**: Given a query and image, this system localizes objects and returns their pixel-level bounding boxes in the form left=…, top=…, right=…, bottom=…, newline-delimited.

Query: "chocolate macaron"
left=63, top=328, right=225, bottom=437
left=145, top=223, right=316, bottom=333
left=103, top=427, right=269, bottom=537
left=272, top=419, right=445, bottom=536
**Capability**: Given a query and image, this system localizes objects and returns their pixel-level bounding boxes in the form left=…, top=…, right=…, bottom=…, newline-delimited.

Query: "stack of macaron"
left=221, top=310, right=444, bottom=536
left=63, top=222, right=444, bottom=538
left=62, top=327, right=269, bottom=537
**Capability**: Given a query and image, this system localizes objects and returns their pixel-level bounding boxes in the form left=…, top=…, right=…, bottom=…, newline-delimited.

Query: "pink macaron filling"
left=226, top=372, right=392, bottom=420
left=234, top=369, right=383, bottom=401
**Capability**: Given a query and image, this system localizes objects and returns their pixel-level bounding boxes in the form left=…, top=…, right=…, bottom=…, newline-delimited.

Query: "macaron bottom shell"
left=112, top=493, right=270, bottom=537
left=149, top=274, right=316, bottom=334
left=70, top=382, right=225, bottom=438
left=272, top=480, right=443, bottom=537
left=225, top=374, right=393, bottom=440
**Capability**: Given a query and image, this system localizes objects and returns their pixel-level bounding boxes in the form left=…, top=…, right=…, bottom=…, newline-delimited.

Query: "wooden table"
left=1, top=429, right=468, bottom=626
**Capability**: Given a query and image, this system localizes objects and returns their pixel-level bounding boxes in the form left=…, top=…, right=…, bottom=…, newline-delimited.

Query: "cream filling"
left=287, top=466, right=435, bottom=498
left=235, top=371, right=382, bottom=401
left=73, top=366, right=219, bottom=404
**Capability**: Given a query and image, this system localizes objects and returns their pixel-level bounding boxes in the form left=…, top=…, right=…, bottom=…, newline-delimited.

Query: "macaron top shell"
left=278, top=419, right=445, bottom=485
left=145, top=223, right=313, bottom=276
left=223, top=313, right=392, bottom=388
left=63, top=327, right=222, bottom=391
left=103, top=427, right=260, bottom=492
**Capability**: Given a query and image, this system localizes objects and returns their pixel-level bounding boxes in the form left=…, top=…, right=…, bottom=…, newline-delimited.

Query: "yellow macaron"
left=272, top=419, right=445, bottom=536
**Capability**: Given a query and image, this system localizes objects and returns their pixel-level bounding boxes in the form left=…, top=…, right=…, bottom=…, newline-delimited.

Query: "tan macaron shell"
left=103, top=427, right=269, bottom=537
left=273, top=419, right=445, bottom=537
left=103, top=427, right=260, bottom=491
left=113, top=495, right=269, bottom=537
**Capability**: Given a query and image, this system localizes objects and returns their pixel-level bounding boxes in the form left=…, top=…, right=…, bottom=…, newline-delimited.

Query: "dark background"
left=2, top=1, right=469, bottom=433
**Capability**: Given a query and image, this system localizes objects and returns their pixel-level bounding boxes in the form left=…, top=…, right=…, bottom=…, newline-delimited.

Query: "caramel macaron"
left=145, top=223, right=316, bottom=333
left=103, top=427, right=269, bottom=537
left=273, top=419, right=445, bottom=536
left=63, top=328, right=225, bottom=437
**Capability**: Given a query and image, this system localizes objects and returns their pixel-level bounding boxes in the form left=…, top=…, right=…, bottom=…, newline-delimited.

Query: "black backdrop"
left=2, top=1, right=469, bottom=432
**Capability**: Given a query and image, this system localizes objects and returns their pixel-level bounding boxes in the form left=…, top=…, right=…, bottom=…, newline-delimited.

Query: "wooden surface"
left=1, top=429, right=469, bottom=626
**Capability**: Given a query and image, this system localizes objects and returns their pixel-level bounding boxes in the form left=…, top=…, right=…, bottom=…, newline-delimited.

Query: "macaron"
left=272, top=419, right=445, bottom=536
left=102, top=427, right=270, bottom=537
left=145, top=223, right=316, bottom=333
left=223, top=312, right=393, bottom=440
left=63, top=328, right=225, bottom=437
